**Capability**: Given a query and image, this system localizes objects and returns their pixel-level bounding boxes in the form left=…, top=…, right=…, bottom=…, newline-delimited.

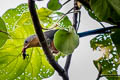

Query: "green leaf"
left=90, top=0, right=111, bottom=20
left=0, top=18, right=54, bottom=80
left=49, top=12, right=72, bottom=28
left=59, top=16, right=72, bottom=28
left=90, top=0, right=120, bottom=25
left=47, top=0, right=62, bottom=11
left=37, top=8, right=56, bottom=28
left=2, top=3, right=29, bottom=32
left=16, top=8, right=71, bottom=29
left=111, top=29, right=120, bottom=54
left=54, top=28, right=79, bottom=55
left=90, top=33, right=120, bottom=80
left=90, top=34, right=113, bottom=51
left=93, top=58, right=119, bottom=80
left=85, top=7, right=100, bottom=22
left=108, top=0, right=120, bottom=16
left=0, top=17, right=8, bottom=48
left=16, top=8, right=61, bottom=29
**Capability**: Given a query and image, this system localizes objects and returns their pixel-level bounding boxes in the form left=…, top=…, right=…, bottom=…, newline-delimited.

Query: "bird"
left=22, top=30, right=58, bottom=59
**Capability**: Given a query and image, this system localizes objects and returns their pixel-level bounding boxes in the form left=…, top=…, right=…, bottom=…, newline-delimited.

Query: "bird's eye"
left=25, top=40, right=28, bottom=43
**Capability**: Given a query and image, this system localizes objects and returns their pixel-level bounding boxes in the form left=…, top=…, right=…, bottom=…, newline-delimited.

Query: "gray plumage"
left=23, top=30, right=58, bottom=48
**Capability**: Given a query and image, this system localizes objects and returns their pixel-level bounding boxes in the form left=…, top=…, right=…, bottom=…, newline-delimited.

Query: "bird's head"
left=22, top=35, right=40, bottom=59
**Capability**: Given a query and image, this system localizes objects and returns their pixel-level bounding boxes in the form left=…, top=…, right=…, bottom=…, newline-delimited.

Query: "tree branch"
left=28, top=0, right=68, bottom=80
left=64, top=54, right=72, bottom=74
left=64, top=0, right=80, bottom=74
left=78, top=26, right=120, bottom=38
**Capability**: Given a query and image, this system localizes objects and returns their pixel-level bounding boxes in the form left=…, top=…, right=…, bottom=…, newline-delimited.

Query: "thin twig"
left=76, top=8, right=81, bottom=30
left=62, top=0, right=71, bottom=6
left=99, top=22, right=105, bottom=28
left=59, top=7, right=74, bottom=23
left=28, top=0, right=69, bottom=80
left=44, top=7, right=74, bottom=30
left=0, top=30, right=9, bottom=35
left=64, top=54, right=72, bottom=74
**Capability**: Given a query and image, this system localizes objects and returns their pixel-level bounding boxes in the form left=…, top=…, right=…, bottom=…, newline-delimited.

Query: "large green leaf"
left=16, top=8, right=71, bottom=29
left=0, top=4, right=73, bottom=79
left=47, top=0, right=62, bottom=11
left=16, top=8, right=60, bottom=29
left=0, top=17, right=8, bottom=48
left=108, top=0, right=120, bottom=16
left=90, top=32, right=120, bottom=80
left=2, top=3, right=29, bottom=32
left=0, top=20, right=54, bottom=80
left=90, top=0, right=120, bottom=25
left=90, top=0, right=111, bottom=21
left=54, top=28, right=79, bottom=55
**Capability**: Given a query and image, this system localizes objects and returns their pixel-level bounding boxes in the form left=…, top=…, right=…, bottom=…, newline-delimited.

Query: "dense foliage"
left=0, top=0, right=120, bottom=80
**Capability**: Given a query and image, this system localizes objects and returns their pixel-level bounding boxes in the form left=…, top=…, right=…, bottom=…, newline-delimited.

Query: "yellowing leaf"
left=0, top=8, right=55, bottom=80
left=0, top=23, right=55, bottom=80
left=16, top=8, right=62, bottom=29
left=2, top=3, right=29, bottom=32
left=90, top=33, right=120, bottom=80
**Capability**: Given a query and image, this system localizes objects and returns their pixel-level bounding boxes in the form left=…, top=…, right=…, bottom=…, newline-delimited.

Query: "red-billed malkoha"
left=22, top=30, right=58, bottom=59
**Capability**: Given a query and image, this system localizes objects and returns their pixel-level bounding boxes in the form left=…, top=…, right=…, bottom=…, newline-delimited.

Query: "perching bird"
left=22, top=30, right=58, bottom=59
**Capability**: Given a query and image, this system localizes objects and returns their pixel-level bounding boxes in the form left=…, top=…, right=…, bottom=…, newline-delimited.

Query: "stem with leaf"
left=64, top=0, right=80, bottom=75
